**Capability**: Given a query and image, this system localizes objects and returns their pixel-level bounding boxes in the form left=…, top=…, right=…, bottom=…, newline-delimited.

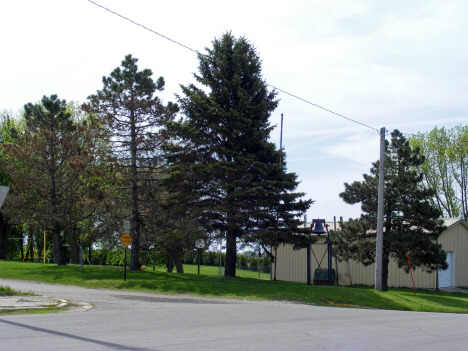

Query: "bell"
left=311, top=220, right=326, bottom=235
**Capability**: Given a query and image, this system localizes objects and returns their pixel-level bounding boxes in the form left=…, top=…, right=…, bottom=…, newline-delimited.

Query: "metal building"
left=272, top=218, right=468, bottom=289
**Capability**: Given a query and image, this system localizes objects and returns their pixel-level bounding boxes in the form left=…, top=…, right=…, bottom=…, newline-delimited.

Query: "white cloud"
left=1, top=0, right=467, bottom=220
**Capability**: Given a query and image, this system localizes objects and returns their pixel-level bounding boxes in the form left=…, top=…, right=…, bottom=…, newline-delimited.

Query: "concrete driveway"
left=0, top=279, right=467, bottom=351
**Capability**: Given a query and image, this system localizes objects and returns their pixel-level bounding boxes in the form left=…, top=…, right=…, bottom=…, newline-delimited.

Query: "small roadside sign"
left=195, top=239, right=205, bottom=249
left=122, top=220, right=131, bottom=234
left=120, top=233, right=132, bottom=282
left=120, top=234, right=132, bottom=248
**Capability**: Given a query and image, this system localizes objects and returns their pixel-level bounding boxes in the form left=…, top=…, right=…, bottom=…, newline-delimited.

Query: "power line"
left=87, top=0, right=199, bottom=55
left=87, top=0, right=380, bottom=134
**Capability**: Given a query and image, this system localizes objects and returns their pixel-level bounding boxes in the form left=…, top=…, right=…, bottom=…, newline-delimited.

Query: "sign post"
left=120, top=220, right=132, bottom=281
left=120, top=234, right=132, bottom=281
left=195, top=239, right=205, bottom=275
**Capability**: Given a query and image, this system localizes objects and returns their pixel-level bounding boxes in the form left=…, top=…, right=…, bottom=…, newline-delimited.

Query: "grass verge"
left=1, top=261, right=467, bottom=313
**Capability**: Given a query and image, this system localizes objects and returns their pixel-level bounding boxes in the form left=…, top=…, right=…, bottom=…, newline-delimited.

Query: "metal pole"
left=43, top=227, right=46, bottom=264
left=198, top=248, right=200, bottom=275
left=375, top=127, right=386, bottom=291
left=80, top=245, right=84, bottom=273
left=219, top=239, right=222, bottom=276
left=258, top=249, right=261, bottom=279
left=124, top=247, right=127, bottom=281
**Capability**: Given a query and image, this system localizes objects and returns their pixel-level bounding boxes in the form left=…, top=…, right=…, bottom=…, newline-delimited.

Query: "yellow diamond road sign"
left=120, top=234, right=132, bottom=248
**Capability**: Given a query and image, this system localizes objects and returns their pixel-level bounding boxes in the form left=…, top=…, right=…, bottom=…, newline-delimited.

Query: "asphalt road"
left=0, top=279, right=467, bottom=351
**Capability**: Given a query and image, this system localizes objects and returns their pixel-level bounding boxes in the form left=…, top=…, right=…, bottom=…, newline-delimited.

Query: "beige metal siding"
left=438, top=223, right=468, bottom=287
left=273, top=221, right=468, bottom=288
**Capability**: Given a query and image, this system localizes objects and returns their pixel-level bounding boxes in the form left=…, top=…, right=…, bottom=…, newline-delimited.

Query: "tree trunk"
left=167, top=246, right=184, bottom=273
left=129, top=109, right=141, bottom=271
left=35, top=227, right=43, bottom=261
left=52, top=224, right=66, bottom=265
left=129, top=219, right=141, bottom=270
left=174, top=250, right=184, bottom=274
left=28, top=228, right=34, bottom=262
left=382, top=251, right=389, bottom=292
left=225, top=229, right=237, bottom=277
left=50, top=168, right=66, bottom=265
left=19, top=233, right=24, bottom=261
left=165, top=249, right=174, bottom=273
left=0, top=213, right=9, bottom=260
left=66, top=226, right=79, bottom=264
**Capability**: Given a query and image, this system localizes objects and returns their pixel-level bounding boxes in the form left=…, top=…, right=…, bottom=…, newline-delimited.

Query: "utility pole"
left=375, top=127, right=385, bottom=291
left=274, top=113, right=283, bottom=281
left=305, top=214, right=311, bottom=285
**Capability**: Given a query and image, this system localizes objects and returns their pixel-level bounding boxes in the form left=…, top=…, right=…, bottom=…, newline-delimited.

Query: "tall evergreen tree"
left=164, top=33, right=311, bottom=277
left=83, top=55, right=179, bottom=270
left=334, top=130, right=447, bottom=291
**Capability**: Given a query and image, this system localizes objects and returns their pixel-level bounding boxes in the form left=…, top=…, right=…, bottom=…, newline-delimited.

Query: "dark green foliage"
left=2, top=96, right=103, bottom=265
left=84, top=55, right=179, bottom=271
left=164, top=33, right=311, bottom=277
left=237, top=254, right=248, bottom=268
left=333, top=130, right=447, bottom=291
left=89, top=249, right=127, bottom=266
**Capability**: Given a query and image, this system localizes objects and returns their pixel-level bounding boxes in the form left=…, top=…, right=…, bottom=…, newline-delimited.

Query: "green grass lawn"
left=1, top=260, right=467, bottom=313
left=151, top=263, right=270, bottom=279
left=0, top=285, right=27, bottom=296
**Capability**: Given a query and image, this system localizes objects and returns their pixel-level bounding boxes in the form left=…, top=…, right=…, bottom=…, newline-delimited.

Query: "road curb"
left=0, top=296, right=67, bottom=311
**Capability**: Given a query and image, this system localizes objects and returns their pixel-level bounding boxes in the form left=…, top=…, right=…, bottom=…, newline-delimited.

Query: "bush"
left=183, top=250, right=197, bottom=264
left=204, top=251, right=217, bottom=266
left=90, top=248, right=129, bottom=266
left=237, top=255, right=248, bottom=267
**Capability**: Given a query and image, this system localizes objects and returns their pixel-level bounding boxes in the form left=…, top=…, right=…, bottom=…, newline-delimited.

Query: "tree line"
left=0, top=33, right=312, bottom=277
left=2, top=32, right=460, bottom=287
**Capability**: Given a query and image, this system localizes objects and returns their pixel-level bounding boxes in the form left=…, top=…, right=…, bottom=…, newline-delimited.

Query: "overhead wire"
left=87, top=0, right=381, bottom=134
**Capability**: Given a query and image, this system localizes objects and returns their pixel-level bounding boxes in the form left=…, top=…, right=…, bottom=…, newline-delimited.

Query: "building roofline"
left=441, top=218, right=468, bottom=230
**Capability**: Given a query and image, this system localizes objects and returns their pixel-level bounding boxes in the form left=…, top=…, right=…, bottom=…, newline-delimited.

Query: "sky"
left=1, top=0, right=467, bottom=223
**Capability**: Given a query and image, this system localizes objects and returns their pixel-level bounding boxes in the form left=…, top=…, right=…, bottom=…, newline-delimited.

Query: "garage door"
left=439, top=251, right=455, bottom=288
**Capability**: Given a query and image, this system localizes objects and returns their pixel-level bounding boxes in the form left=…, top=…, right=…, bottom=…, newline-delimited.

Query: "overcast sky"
left=1, top=0, right=467, bottom=222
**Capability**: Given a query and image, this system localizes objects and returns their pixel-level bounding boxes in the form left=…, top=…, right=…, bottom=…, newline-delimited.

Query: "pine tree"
left=0, top=110, right=18, bottom=259
left=2, top=96, right=107, bottom=265
left=164, top=33, right=311, bottom=277
left=334, top=130, right=447, bottom=290
left=83, top=55, right=179, bottom=270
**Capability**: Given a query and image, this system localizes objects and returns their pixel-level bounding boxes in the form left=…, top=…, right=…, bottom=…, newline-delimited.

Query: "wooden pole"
left=435, top=238, right=439, bottom=291
left=375, top=127, right=385, bottom=291
left=306, top=214, right=311, bottom=285
left=274, top=113, right=284, bottom=281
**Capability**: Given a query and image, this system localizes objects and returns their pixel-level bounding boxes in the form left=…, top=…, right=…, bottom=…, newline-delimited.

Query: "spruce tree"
left=164, top=33, right=311, bottom=277
left=334, top=130, right=447, bottom=290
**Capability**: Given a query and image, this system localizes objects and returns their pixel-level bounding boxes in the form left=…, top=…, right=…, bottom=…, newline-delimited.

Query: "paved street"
left=1, top=279, right=467, bottom=351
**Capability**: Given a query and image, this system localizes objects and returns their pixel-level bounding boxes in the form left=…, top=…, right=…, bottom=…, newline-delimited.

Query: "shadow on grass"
left=2, top=262, right=468, bottom=312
